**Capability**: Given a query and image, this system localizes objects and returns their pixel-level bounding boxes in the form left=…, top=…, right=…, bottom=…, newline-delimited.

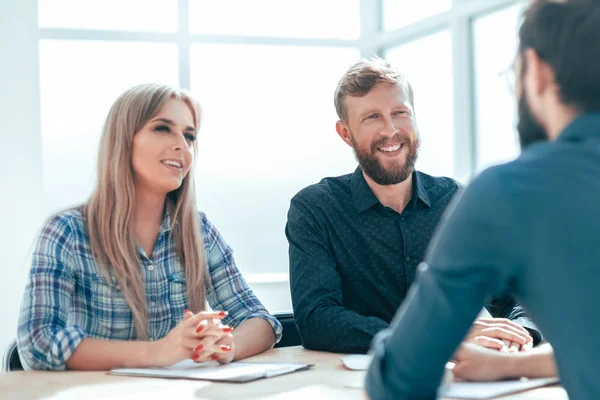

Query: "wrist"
left=141, top=340, right=158, bottom=368
left=219, top=344, right=237, bottom=363
left=231, top=344, right=238, bottom=361
left=500, top=352, right=522, bottom=379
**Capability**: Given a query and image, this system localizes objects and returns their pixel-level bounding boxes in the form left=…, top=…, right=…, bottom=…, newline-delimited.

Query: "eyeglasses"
left=498, top=63, right=516, bottom=95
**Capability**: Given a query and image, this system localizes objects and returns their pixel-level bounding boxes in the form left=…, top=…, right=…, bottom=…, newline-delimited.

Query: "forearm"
left=504, top=346, right=557, bottom=378
left=66, top=337, right=154, bottom=371
left=232, top=317, right=275, bottom=360
left=298, top=304, right=388, bottom=353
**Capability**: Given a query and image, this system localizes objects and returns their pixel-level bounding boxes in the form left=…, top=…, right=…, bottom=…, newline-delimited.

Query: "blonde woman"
left=17, top=84, right=281, bottom=370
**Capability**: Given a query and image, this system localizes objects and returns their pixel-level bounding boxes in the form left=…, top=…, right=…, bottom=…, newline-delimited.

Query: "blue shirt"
left=17, top=208, right=282, bottom=370
left=366, top=113, right=600, bottom=400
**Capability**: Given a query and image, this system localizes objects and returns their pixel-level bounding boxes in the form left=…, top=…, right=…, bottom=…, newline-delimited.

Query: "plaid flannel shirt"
left=17, top=208, right=282, bottom=370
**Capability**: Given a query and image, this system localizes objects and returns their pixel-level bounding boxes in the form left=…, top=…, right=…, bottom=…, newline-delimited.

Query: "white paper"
left=439, top=377, right=560, bottom=399
left=110, top=360, right=309, bottom=382
left=346, top=373, right=558, bottom=397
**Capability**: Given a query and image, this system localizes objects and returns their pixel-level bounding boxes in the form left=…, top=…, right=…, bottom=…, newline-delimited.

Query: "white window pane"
left=189, top=0, right=360, bottom=39
left=38, top=0, right=178, bottom=32
left=383, top=0, right=451, bottom=31
left=191, top=45, right=359, bottom=275
left=39, top=40, right=179, bottom=213
left=473, top=5, right=523, bottom=172
left=385, top=31, right=454, bottom=178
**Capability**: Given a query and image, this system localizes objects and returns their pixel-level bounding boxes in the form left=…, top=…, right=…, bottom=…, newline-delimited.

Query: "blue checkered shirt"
left=17, top=208, right=282, bottom=370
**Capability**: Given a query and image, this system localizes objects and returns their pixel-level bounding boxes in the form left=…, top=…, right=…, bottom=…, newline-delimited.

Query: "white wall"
left=0, top=0, right=45, bottom=352
left=247, top=281, right=292, bottom=314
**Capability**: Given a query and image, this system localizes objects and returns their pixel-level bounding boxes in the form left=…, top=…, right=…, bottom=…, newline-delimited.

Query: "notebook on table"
left=110, top=359, right=312, bottom=383
left=438, top=377, right=560, bottom=399
left=344, top=367, right=559, bottom=399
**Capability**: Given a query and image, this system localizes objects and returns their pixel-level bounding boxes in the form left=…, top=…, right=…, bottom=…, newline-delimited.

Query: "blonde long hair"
left=84, top=83, right=207, bottom=339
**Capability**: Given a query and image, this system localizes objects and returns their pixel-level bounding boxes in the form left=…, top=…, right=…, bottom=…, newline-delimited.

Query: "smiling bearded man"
left=285, top=57, right=542, bottom=355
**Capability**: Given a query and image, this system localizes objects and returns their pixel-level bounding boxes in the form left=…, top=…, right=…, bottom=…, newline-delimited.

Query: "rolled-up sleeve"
left=201, top=213, right=282, bottom=344
left=17, top=215, right=87, bottom=370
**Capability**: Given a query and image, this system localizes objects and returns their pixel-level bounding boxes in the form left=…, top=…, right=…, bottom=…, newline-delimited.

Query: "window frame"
left=37, top=0, right=527, bottom=287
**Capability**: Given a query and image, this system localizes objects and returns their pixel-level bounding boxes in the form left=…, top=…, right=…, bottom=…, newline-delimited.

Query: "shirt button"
left=405, top=256, right=411, bottom=262
left=28, top=352, right=34, bottom=359
left=147, top=264, right=155, bottom=271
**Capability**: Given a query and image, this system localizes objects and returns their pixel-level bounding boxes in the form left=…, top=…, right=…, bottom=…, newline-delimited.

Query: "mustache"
left=371, top=134, right=410, bottom=150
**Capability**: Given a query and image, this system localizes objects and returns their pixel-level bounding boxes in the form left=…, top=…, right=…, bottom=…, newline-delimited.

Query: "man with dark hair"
left=366, top=1, right=600, bottom=398
left=285, top=57, right=541, bottom=354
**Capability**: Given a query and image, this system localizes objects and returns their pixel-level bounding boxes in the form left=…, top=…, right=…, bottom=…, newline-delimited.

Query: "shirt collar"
left=159, top=210, right=173, bottom=235
left=414, top=172, right=431, bottom=208
left=557, top=112, right=600, bottom=143
left=351, top=167, right=431, bottom=213
left=351, top=167, right=379, bottom=213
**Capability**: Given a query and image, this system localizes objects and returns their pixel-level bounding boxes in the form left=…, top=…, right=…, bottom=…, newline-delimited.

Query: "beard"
left=517, top=89, right=548, bottom=149
left=351, top=132, right=419, bottom=186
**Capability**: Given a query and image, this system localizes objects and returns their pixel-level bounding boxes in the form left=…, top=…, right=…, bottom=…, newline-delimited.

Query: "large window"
left=34, top=0, right=528, bottom=312
left=39, top=40, right=179, bottom=212
left=190, top=44, right=359, bottom=277
left=36, top=0, right=363, bottom=312
left=473, top=4, right=524, bottom=172
left=38, top=0, right=178, bottom=32
left=383, top=0, right=452, bottom=31
left=189, top=0, right=360, bottom=39
left=385, top=30, right=454, bottom=178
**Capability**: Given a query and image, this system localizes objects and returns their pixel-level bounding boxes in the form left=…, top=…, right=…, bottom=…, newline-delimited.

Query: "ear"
left=336, top=120, right=354, bottom=148
left=523, top=48, right=555, bottom=97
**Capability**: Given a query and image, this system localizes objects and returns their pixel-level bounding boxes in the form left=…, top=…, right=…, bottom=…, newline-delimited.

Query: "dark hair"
left=334, top=57, right=415, bottom=123
left=519, top=0, right=600, bottom=112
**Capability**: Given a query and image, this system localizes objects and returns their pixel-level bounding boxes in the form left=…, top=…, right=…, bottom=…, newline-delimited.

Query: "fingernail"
left=221, top=345, right=231, bottom=352
left=184, top=309, right=190, bottom=313
left=222, top=327, right=233, bottom=333
left=194, top=344, right=204, bottom=353
left=218, top=311, right=227, bottom=317
left=192, top=354, right=200, bottom=361
left=196, top=326, right=204, bottom=333
left=211, top=355, right=220, bottom=361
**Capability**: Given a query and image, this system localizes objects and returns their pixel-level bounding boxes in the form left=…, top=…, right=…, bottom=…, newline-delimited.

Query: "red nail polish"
left=192, top=354, right=200, bottom=361
left=221, top=345, right=231, bottom=352
left=218, top=311, right=226, bottom=317
left=184, top=309, right=190, bottom=313
left=196, top=326, right=204, bottom=333
left=194, top=344, right=204, bottom=353
left=223, top=327, right=233, bottom=333
left=211, top=355, right=220, bottom=361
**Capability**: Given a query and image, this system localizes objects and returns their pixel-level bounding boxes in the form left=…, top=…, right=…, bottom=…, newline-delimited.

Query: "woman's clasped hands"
left=150, top=310, right=235, bottom=367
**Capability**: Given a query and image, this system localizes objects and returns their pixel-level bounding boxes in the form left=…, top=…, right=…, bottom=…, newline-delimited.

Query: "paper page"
left=111, top=360, right=309, bottom=382
left=439, top=377, right=560, bottom=399
left=346, top=373, right=558, bottom=397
